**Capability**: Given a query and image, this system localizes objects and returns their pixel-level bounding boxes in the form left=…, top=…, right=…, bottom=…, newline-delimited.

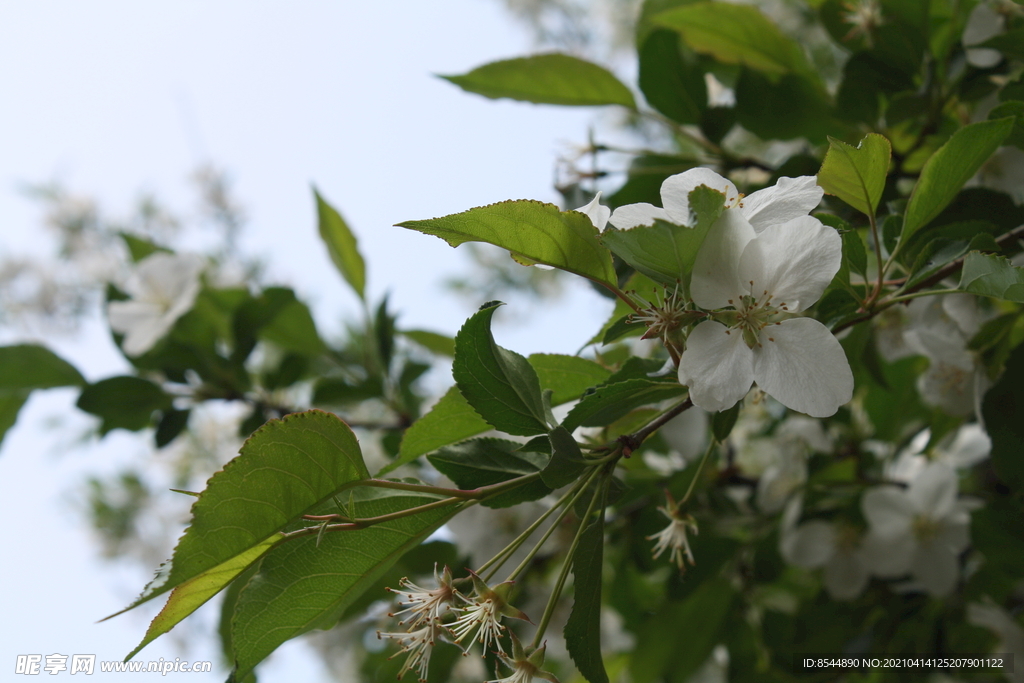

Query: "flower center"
left=912, top=514, right=940, bottom=542
left=723, top=285, right=791, bottom=349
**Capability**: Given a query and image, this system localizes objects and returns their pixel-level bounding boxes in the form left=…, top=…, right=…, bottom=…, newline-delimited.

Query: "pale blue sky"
left=0, top=2, right=619, bottom=680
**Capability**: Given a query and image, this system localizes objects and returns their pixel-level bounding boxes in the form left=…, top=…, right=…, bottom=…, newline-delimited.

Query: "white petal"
left=740, top=176, right=823, bottom=232
left=780, top=520, right=835, bottom=569
left=939, top=423, right=990, bottom=469
left=861, top=487, right=915, bottom=538
left=911, top=543, right=959, bottom=596
left=608, top=202, right=671, bottom=229
left=689, top=208, right=756, bottom=310
left=936, top=517, right=971, bottom=555
left=574, top=192, right=611, bottom=231
left=739, top=215, right=841, bottom=312
left=660, top=167, right=738, bottom=224
left=752, top=318, right=853, bottom=417
left=824, top=549, right=869, bottom=600
left=678, top=320, right=754, bottom=413
left=860, top=530, right=914, bottom=577
left=907, top=462, right=958, bottom=519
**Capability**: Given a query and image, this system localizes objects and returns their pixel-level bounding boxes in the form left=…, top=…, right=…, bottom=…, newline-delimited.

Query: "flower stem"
left=681, top=438, right=716, bottom=505
left=531, top=471, right=607, bottom=649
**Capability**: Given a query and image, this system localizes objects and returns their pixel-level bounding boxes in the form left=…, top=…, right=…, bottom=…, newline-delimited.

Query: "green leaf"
left=452, top=302, right=549, bottom=437
left=387, top=386, right=492, bottom=475
left=842, top=230, right=869, bottom=279
left=982, top=342, right=1024, bottom=493
left=113, top=410, right=369, bottom=615
left=428, top=438, right=552, bottom=508
left=630, top=577, right=735, bottom=683
left=314, top=188, right=366, bottom=300
left=563, top=378, right=686, bottom=432
left=653, top=1, right=813, bottom=77
left=440, top=53, right=636, bottom=108
left=980, top=29, right=1024, bottom=60
left=155, top=409, right=190, bottom=448
left=230, top=490, right=458, bottom=681
left=901, top=118, right=1015, bottom=242
left=397, top=200, right=617, bottom=288
left=126, top=534, right=282, bottom=660
left=0, top=344, right=86, bottom=389
left=120, top=233, right=170, bottom=262
left=734, top=69, right=832, bottom=142
left=639, top=29, right=706, bottom=124
left=313, top=376, right=384, bottom=406
left=0, top=392, right=28, bottom=448
left=959, top=252, right=1024, bottom=302
left=543, top=425, right=588, bottom=488
left=565, top=515, right=609, bottom=683
left=600, top=185, right=727, bottom=289
left=817, top=134, right=891, bottom=217
left=528, top=354, right=612, bottom=405
left=76, top=376, right=172, bottom=433
left=988, top=100, right=1024, bottom=150
left=711, top=403, right=740, bottom=442
left=401, top=329, right=456, bottom=357
left=259, top=299, right=327, bottom=356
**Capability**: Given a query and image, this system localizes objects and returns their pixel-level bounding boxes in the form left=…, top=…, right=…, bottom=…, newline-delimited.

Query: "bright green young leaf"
left=600, top=185, right=726, bottom=289
left=0, top=344, right=86, bottom=389
left=120, top=233, right=169, bottom=262
left=440, top=53, right=636, bottom=108
left=229, top=490, right=459, bottom=681
left=113, top=410, right=369, bottom=615
left=452, top=302, right=549, bottom=437
left=639, top=29, right=706, bottom=125
left=125, top=533, right=283, bottom=660
left=397, top=200, right=617, bottom=288
left=428, top=438, right=552, bottom=508
left=959, top=252, right=1024, bottom=302
left=901, top=118, right=1015, bottom=242
left=653, top=1, right=813, bottom=77
left=817, top=134, right=891, bottom=217
left=543, top=425, right=588, bottom=489
left=314, top=188, right=366, bottom=300
left=565, top=516, right=609, bottom=683
left=401, top=329, right=456, bottom=357
left=563, top=378, right=686, bottom=432
left=387, top=386, right=492, bottom=475
left=528, top=354, right=612, bottom=405
left=76, top=376, right=172, bottom=433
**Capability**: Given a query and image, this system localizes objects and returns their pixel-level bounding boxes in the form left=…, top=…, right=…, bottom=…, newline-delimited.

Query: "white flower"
left=967, top=602, right=1024, bottom=683
left=486, top=635, right=561, bottom=683
left=860, top=463, right=974, bottom=596
left=448, top=573, right=527, bottom=656
left=963, top=1, right=1004, bottom=68
left=107, top=252, right=205, bottom=356
left=647, top=493, right=699, bottom=570
left=780, top=514, right=869, bottom=600
left=386, top=564, right=457, bottom=628
left=574, top=192, right=610, bottom=231
left=609, top=167, right=822, bottom=231
left=886, top=424, right=991, bottom=483
left=376, top=622, right=444, bottom=682
left=675, top=174, right=853, bottom=417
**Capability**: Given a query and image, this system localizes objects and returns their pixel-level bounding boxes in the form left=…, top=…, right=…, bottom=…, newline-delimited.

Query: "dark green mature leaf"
left=114, top=410, right=369, bottom=616
left=230, top=490, right=458, bottom=681
left=565, top=516, right=609, bottom=683
left=981, top=29, right=1024, bottom=60
left=529, top=354, right=612, bottom=405
left=388, top=386, right=492, bottom=475
left=959, top=252, right=1024, bottom=302
left=428, top=438, right=551, bottom=508
left=711, top=403, right=740, bottom=442
left=453, top=302, right=549, bottom=437
left=989, top=101, right=1024, bottom=149
left=0, top=344, right=86, bottom=389
left=0, top=393, right=28, bottom=447
left=126, top=534, right=282, bottom=660
left=76, top=377, right=172, bottom=433
left=735, top=69, right=833, bottom=142
left=901, top=118, right=1015, bottom=242
left=440, top=53, right=636, bottom=108
left=907, top=233, right=998, bottom=291
left=155, top=409, right=190, bottom=448
left=398, top=200, right=617, bottom=288
left=314, top=188, right=366, bottom=300
left=630, top=578, right=735, bottom=683
left=653, top=1, right=813, bottom=77
left=543, top=425, right=588, bottom=488
left=639, top=29, right=706, bottom=124
left=563, top=378, right=686, bottom=431
left=842, top=230, right=869, bottom=279
left=817, top=134, right=891, bottom=217
left=983, top=342, right=1024, bottom=492
left=600, top=186, right=726, bottom=289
